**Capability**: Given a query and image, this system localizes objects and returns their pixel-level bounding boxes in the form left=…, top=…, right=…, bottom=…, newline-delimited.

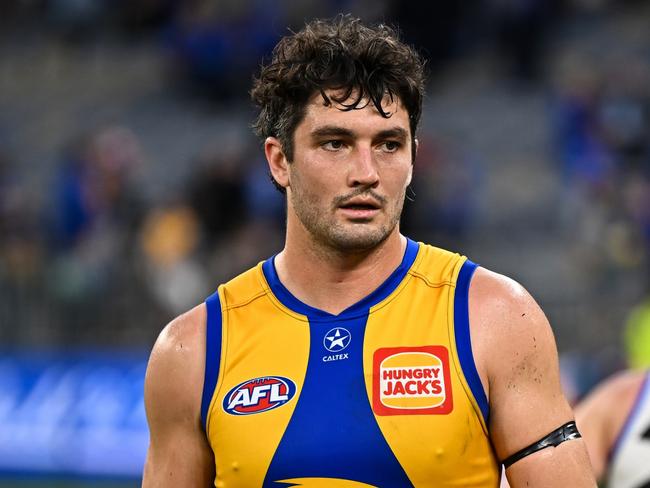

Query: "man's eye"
left=382, top=141, right=401, bottom=152
left=322, top=140, right=344, bottom=151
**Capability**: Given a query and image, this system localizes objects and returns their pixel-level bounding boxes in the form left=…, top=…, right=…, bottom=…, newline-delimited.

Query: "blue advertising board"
left=0, top=350, right=149, bottom=480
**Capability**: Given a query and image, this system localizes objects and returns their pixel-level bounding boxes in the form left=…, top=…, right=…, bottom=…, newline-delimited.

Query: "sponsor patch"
left=223, top=376, right=296, bottom=415
left=372, top=346, right=453, bottom=415
left=323, top=327, right=351, bottom=353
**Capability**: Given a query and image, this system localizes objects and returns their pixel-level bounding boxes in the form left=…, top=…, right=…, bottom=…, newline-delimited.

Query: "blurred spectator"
left=552, top=66, right=616, bottom=191
left=0, top=149, right=43, bottom=287
left=49, top=136, right=94, bottom=251
left=187, top=143, right=249, bottom=247
left=0, top=149, right=46, bottom=344
left=140, top=203, right=207, bottom=314
left=50, top=126, right=143, bottom=250
left=597, top=57, right=650, bottom=163
left=47, top=126, right=145, bottom=304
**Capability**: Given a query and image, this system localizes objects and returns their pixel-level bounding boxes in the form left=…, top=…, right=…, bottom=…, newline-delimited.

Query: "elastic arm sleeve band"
left=501, top=421, right=582, bottom=468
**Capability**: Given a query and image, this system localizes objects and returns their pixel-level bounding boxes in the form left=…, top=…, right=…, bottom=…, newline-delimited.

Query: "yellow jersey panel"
left=205, top=268, right=311, bottom=487
left=363, top=245, right=498, bottom=487
left=201, top=239, right=499, bottom=487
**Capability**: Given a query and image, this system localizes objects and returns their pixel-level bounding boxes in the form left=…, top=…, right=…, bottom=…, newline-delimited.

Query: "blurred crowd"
left=549, top=29, right=650, bottom=395
left=0, top=0, right=649, bottom=398
left=553, top=52, right=650, bottom=279
left=0, top=121, right=287, bottom=345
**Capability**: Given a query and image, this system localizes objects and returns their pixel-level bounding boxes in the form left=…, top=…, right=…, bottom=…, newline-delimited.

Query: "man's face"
left=285, top=91, right=414, bottom=252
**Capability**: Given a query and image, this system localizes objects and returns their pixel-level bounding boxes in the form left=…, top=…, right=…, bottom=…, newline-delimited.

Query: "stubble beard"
left=290, top=186, right=406, bottom=254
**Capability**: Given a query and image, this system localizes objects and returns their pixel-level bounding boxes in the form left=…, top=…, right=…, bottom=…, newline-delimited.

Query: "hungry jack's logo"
left=372, top=346, right=453, bottom=416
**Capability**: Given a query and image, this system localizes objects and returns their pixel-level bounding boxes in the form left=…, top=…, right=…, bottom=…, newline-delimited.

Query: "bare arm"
left=574, top=370, right=647, bottom=481
left=469, top=268, right=596, bottom=488
left=142, top=304, right=215, bottom=487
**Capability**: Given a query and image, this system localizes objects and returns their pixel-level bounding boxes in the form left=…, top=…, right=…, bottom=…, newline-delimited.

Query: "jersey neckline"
left=261, top=238, right=420, bottom=321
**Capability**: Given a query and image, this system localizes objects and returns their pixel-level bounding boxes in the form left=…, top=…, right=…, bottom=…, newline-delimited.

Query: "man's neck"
left=274, top=230, right=407, bottom=315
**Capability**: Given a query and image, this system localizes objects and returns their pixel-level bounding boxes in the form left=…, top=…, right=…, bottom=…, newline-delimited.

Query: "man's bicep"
left=487, top=304, right=573, bottom=461
left=142, top=309, right=214, bottom=486
left=489, top=310, right=595, bottom=486
left=504, top=437, right=595, bottom=487
left=142, top=421, right=214, bottom=487
left=470, top=269, right=595, bottom=486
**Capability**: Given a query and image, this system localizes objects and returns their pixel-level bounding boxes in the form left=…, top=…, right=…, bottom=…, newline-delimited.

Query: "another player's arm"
left=142, top=305, right=215, bottom=487
left=574, top=370, right=647, bottom=481
left=469, top=268, right=596, bottom=488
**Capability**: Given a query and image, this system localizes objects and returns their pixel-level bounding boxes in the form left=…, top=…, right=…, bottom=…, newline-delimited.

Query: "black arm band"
left=501, top=421, right=582, bottom=468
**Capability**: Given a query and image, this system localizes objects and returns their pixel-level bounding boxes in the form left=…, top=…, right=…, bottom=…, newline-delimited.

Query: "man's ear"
left=265, top=137, right=290, bottom=189
left=407, top=138, right=418, bottom=187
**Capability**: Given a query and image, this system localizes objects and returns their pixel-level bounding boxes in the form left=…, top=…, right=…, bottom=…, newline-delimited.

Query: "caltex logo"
left=323, top=327, right=351, bottom=352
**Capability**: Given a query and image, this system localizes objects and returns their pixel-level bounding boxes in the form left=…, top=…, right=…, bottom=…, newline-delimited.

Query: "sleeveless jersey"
left=200, top=239, right=500, bottom=487
left=608, top=372, right=650, bottom=488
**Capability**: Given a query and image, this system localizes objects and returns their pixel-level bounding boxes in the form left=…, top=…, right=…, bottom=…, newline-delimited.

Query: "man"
left=575, top=369, right=650, bottom=487
left=142, top=15, right=596, bottom=487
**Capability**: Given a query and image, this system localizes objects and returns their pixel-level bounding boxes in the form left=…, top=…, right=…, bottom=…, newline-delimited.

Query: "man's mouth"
left=338, top=198, right=382, bottom=219
left=340, top=202, right=380, bottom=210
left=338, top=196, right=382, bottom=210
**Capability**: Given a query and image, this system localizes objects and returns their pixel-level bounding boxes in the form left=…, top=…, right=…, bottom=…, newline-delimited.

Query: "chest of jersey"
left=203, top=242, right=499, bottom=487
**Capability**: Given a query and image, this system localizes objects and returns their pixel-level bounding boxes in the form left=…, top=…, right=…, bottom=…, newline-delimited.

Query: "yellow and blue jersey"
left=200, top=238, right=500, bottom=487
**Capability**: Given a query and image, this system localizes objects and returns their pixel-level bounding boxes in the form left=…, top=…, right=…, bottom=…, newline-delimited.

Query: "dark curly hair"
left=251, top=14, right=426, bottom=190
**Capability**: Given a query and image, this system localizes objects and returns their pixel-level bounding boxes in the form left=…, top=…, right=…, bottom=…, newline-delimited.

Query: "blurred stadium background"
left=0, top=0, right=649, bottom=486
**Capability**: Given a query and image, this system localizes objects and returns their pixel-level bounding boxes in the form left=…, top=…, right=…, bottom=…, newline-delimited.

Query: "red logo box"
left=373, top=346, right=453, bottom=416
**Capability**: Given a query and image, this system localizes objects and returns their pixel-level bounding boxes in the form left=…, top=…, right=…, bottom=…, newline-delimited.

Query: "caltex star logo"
left=323, top=327, right=351, bottom=352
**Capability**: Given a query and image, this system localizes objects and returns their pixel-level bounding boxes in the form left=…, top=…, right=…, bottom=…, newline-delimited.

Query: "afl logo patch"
left=372, top=346, right=453, bottom=416
left=223, top=376, right=296, bottom=415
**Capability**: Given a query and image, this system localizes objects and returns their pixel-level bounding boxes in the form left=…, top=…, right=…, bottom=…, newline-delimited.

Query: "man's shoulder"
left=468, top=266, right=559, bottom=390
left=470, top=265, right=554, bottom=344
left=145, top=304, right=208, bottom=424
left=409, top=241, right=465, bottom=284
left=218, top=259, right=270, bottom=307
left=151, top=304, right=207, bottom=370
left=470, top=267, right=532, bottom=311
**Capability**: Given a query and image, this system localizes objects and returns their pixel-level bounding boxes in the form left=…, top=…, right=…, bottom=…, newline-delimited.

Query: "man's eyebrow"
left=310, top=126, right=355, bottom=138
left=310, top=126, right=409, bottom=140
left=375, top=127, right=409, bottom=140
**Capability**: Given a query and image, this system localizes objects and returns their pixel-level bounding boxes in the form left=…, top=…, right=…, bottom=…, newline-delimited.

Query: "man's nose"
left=347, top=146, right=379, bottom=187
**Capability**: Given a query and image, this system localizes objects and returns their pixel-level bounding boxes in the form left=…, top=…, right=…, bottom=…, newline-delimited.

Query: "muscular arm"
left=142, top=304, right=215, bottom=487
left=469, top=268, right=596, bottom=487
left=574, top=370, right=647, bottom=481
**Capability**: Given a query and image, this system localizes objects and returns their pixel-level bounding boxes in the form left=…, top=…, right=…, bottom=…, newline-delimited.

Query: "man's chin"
left=324, top=226, right=392, bottom=252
